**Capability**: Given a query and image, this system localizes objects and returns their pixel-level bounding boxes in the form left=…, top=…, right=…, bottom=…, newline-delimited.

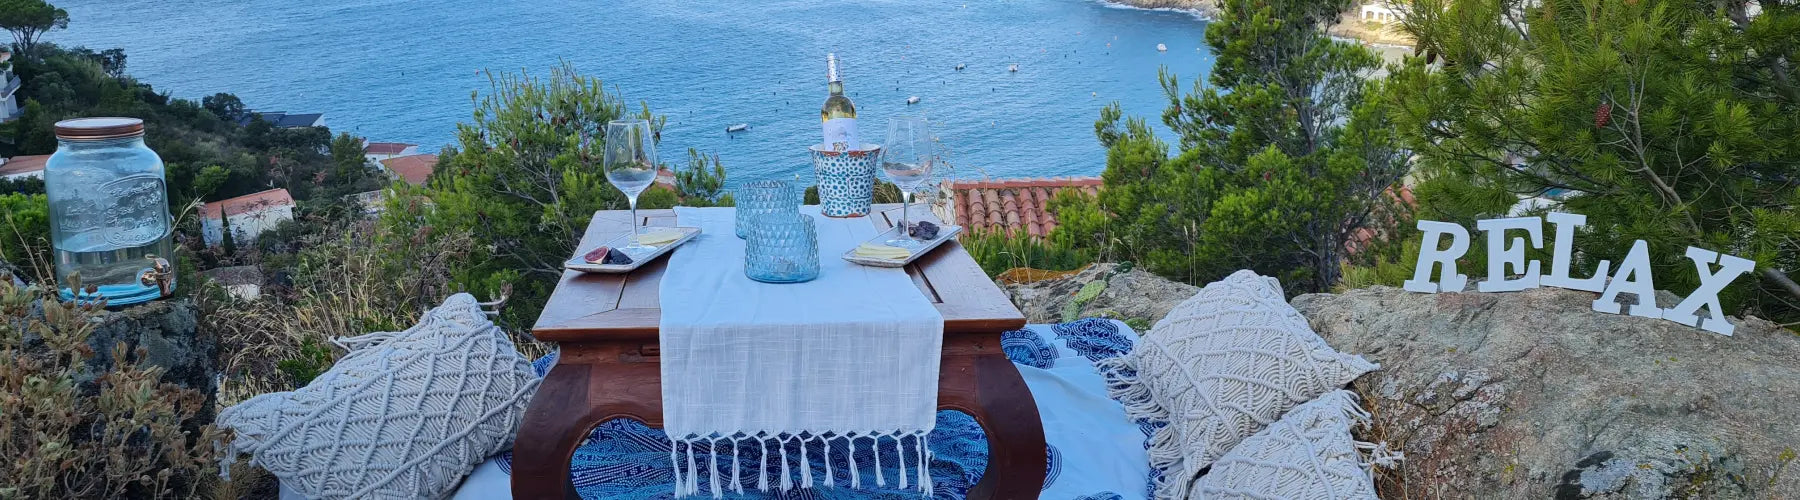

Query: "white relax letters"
left=1403, top=220, right=1470, bottom=294
left=1663, top=247, right=1755, bottom=336
left=1476, top=217, right=1542, bottom=292
left=1407, top=214, right=1757, bottom=337
left=1592, top=240, right=1662, bottom=319
left=1541, top=212, right=1610, bottom=292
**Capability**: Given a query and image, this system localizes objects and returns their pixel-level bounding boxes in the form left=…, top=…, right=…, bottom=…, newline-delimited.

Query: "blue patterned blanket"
left=448, top=319, right=1150, bottom=500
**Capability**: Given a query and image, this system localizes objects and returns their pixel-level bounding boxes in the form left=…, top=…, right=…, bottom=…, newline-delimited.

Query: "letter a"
left=1404, top=220, right=1471, bottom=293
left=1664, top=247, right=1755, bottom=336
left=1592, top=240, right=1662, bottom=319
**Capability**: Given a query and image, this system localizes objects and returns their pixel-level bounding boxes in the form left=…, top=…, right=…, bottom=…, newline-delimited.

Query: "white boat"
left=1157, top=43, right=1168, bottom=52
left=1008, top=63, right=1019, bottom=72
left=907, top=96, right=921, bottom=105
left=726, top=123, right=749, bottom=133
left=955, top=63, right=966, bottom=70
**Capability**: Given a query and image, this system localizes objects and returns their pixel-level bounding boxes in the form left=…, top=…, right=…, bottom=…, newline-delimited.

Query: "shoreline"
left=1100, top=0, right=1416, bottom=47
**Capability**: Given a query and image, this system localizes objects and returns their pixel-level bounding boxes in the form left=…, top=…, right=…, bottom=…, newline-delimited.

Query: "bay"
left=51, top=0, right=1214, bottom=187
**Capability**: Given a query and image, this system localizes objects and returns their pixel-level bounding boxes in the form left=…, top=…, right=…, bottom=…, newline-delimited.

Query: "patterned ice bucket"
left=809, top=143, right=881, bottom=218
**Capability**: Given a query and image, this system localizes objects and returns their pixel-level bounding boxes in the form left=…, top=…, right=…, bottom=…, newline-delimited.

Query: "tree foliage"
left=392, top=63, right=730, bottom=326
left=0, top=0, right=67, bottom=54
left=1051, top=0, right=1409, bottom=294
left=1384, top=0, right=1800, bottom=322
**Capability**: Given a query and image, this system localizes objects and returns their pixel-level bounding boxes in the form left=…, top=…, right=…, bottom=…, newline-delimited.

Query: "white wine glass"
left=880, top=116, right=933, bottom=248
left=603, top=119, right=659, bottom=254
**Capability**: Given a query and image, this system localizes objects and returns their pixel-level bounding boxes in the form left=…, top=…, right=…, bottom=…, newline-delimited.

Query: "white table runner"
left=658, top=206, right=944, bottom=497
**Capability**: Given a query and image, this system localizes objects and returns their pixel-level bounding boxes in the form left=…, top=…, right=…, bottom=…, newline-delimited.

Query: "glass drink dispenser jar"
left=45, top=117, right=176, bottom=305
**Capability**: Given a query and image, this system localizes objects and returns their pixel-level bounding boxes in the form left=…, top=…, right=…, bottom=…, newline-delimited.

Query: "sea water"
left=51, top=0, right=1218, bottom=186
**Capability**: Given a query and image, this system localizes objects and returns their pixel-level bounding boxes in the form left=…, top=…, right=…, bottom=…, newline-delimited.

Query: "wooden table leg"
left=512, top=360, right=593, bottom=500
left=513, top=345, right=666, bottom=500
left=940, top=338, right=1048, bottom=500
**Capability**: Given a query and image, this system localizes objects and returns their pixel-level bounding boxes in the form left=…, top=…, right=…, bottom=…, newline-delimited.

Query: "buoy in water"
left=1008, top=63, right=1019, bottom=72
left=1157, top=43, right=1168, bottom=52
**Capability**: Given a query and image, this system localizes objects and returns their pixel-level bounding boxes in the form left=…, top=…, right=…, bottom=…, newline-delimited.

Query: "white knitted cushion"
left=220, top=294, right=540, bottom=499
left=1190, top=390, right=1384, bottom=499
left=1098, top=270, right=1377, bottom=499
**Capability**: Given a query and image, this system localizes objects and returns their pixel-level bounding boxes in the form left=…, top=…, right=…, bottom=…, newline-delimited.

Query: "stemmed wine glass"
left=880, top=116, right=934, bottom=248
left=603, top=119, right=659, bottom=254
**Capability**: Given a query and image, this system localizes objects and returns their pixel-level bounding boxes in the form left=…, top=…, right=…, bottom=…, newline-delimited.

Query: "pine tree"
left=1386, top=0, right=1800, bottom=322
left=1050, top=0, right=1409, bottom=294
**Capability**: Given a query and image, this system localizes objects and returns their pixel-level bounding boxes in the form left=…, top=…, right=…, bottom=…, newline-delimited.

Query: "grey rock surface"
left=1293, top=286, right=1800, bottom=499
left=84, top=299, right=219, bottom=425
left=999, top=263, right=1200, bottom=326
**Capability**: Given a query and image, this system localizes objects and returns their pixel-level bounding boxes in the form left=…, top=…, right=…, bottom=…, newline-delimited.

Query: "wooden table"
left=512, top=205, right=1045, bottom=499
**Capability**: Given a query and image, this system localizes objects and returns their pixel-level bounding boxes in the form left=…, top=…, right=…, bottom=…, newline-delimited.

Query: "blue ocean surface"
left=51, top=0, right=1213, bottom=187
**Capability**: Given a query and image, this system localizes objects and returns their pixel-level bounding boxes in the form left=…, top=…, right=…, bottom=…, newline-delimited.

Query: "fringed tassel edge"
left=1096, top=354, right=1186, bottom=499
left=669, top=430, right=937, bottom=498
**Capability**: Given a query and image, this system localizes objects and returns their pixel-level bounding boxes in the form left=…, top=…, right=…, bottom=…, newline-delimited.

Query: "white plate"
left=842, top=224, right=964, bottom=268
left=563, top=227, right=701, bottom=274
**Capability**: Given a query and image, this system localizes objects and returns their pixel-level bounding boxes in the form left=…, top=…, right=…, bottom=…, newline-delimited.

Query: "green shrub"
left=960, top=229, right=1093, bottom=278
left=0, top=193, right=51, bottom=281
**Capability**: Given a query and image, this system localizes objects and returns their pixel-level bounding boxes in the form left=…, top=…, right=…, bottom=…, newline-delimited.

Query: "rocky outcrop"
left=999, top=263, right=1199, bottom=326
left=1106, top=0, right=1218, bottom=14
left=1293, top=286, right=1800, bottom=499
left=84, top=299, right=219, bottom=425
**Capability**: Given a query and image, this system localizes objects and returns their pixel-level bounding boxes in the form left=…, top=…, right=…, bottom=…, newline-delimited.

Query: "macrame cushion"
left=1097, top=270, right=1377, bottom=499
left=219, top=294, right=540, bottom=499
left=1189, top=390, right=1383, bottom=499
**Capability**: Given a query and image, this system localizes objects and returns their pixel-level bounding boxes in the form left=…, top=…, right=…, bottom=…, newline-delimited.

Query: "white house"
left=0, top=154, right=48, bottom=181
left=200, top=188, right=296, bottom=247
left=0, top=50, right=19, bottom=123
left=364, top=142, right=419, bottom=164
left=1361, top=1, right=1403, bottom=23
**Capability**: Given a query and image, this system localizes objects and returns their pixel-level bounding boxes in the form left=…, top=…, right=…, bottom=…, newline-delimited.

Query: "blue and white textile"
left=447, top=319, right=1153, bottom=500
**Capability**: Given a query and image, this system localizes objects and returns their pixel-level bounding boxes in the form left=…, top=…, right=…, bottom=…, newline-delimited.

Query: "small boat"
left=955, top=63, right=965, bottom=71
left=1008, top=63, right=1019, bottom=72
left=907, top=96, right=921, bottom=105
left=726, top=123, right=749, bottom=133
left=1157, top=43, right=1168, bottom=52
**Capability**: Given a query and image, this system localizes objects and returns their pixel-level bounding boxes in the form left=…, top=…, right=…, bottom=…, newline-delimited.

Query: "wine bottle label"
left=823, top=117, right=859, bottom=151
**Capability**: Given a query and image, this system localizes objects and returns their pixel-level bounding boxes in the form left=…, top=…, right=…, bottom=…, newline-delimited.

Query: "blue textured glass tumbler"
left=744, top=212, right=820, bottom=283
left=735, top=179, right=800, bottom=239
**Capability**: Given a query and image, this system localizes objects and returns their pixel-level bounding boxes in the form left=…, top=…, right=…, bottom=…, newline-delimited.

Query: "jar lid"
left=54, top=117, right=145, bottom=140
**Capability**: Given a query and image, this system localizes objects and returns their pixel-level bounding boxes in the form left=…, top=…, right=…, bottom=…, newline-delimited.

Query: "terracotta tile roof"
left=381, top=154, right=438, bottom=186
left=365, top=142, right=416, bottom=155
left=942, top=177, right=1104, bottom=238
left=0, top=155, right=50, bottom=177
left=203, top=188, right=294, bottom=219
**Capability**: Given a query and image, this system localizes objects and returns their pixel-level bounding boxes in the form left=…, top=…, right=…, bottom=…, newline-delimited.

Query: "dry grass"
left=203, top=214, right=546, bottom=407
left=0, top=274, right=227, bottom=498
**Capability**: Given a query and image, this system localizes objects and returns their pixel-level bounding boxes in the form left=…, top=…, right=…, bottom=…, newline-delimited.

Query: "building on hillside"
left=380, top=154, right=437, bottom=186
left=347, top=190, right=386, bottom=215
left=938, top=177, right=1103, bottom=238
left=364, top=142, right=419, bottom=163
left=1361, top=1, right=1402, bottom=22
left=200, top=188, right=295, bottom=247
left=0, top=154, right=49, bottom=181
left=201, top=265, right=264, bottom=301
left=0, top=50, right=20, bottom=123
left=238, top=111, right=326, bottom=129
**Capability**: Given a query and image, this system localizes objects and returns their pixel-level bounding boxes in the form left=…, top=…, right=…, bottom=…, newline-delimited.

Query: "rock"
left=83, top=299, right=219, bottom=426
left=1292, top=286, right=1800, bottom=499
left=999, top=263, right=1199, bottom=327
left=1104, top=0, right=1220, bottom=16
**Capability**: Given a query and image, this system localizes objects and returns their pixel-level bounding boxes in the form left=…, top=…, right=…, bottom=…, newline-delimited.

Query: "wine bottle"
left=821, top=53, right=860, bottom=151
